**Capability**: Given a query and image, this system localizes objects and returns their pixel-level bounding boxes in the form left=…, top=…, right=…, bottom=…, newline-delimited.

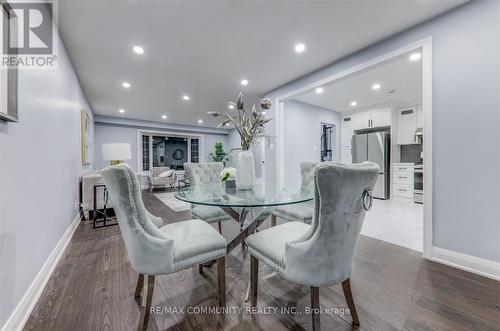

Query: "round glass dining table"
left=175, top=180, right=313, bottom=254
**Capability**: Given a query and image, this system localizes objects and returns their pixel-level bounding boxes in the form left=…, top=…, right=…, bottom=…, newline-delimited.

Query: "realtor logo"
left=5, top=2, right=53, bottom=54
left=1, top=0, right=58, bottom=68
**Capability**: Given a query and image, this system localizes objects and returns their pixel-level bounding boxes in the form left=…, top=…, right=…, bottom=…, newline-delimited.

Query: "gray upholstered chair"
left=246, top=162, right=379, bottom=330
left=184, top=162, right=231, bottom=234
left=271, top=162, right=318, bottom=226
left=101, top=164, right=226, bottom=330
left=148, top=166, right=176, bottom=192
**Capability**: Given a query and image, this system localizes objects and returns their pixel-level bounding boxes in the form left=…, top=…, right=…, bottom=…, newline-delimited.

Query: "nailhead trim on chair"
left=174, top=249, right=226, bottom=272
left=247, top=246, right=285, bottom=273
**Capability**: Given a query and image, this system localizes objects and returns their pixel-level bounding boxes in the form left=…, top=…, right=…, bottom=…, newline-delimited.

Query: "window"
left=190, top=138, right=199, bottom=163
left=139, top=132, right=202, bottom=172
left=141, top=135, right=150, bottom=171
left=152, top=136, right=188, bottom=170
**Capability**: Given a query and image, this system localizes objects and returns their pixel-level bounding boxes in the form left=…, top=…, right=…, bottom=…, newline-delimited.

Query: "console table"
left=92, top=184, right=117, bottom=228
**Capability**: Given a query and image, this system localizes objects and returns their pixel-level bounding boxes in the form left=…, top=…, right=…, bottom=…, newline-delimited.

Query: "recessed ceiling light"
left=350, top=101, right=357, bottom=107
left=372, top=83, right=381, bottom=90
left=161, top=115, right=167, bottom=119
left=132, top=45, right=144, bottom=54
left=118, top=109, right=125, bottom=113
left=183, top=95, right=190, bottom=101
left=295, top=43, right=306, bottom=53
left=228, top=104, right=235, bottom=109
left=240, top=79, right=249, bottom=86
left=122, top=82, right=131, bottom=88
left=409, top=52, right=422, bottom=61
left=197, top=119, right=203, bottom=124
left=315, top=87, right=324, bottom=94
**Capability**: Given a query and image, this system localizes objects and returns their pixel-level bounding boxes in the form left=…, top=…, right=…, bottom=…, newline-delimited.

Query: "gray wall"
left=0, top=40, right=94, bottom=326
left=94, top=121, right=229, bottom=172
left=283, top=100, right=341, bottom=183
left=264, top=0, right=500, bottom=262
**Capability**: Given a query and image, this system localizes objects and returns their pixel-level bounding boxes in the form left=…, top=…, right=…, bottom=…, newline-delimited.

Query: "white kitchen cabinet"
left=397, top=106, right=418, bottom=145
left=341, top=116, right=353, bottom=146
left=341, top=146, right=352, bottom=164
left=352, top=108, right=391, bottom=130
left=371, top=109, right=392, bottom=128
left=392, top=163, right=414, bottom=199
left=393, top=184, right=413, bottom=198
left=417, top=104, right=423, bottom=128
left=352, top=111, right=371, bottom=130
left=393, top=172, right=413, bottom=185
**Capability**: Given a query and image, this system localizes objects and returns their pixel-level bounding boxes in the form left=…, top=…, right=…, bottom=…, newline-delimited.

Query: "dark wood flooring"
left=24, top=190, right=500, bottom=331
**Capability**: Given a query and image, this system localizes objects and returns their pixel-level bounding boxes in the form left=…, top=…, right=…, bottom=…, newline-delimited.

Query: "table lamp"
left=102, top=143, right=132, bottom=165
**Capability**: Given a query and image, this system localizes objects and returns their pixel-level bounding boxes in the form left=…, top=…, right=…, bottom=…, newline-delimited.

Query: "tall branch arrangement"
left=208, top=93, right=272, bottom=150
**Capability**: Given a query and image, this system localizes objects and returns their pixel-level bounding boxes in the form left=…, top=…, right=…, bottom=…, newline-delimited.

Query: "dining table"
left=175, top=180, right=314, bottom=301
left=174, top=180, right=314, bottom=257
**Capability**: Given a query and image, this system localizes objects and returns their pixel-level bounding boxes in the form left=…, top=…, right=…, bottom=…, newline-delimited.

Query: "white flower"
left=221, top=167, right=236, bottom=181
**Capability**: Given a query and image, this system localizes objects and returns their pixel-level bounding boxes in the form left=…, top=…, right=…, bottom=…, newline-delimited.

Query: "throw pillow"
left=158, top=170, right=175, bottom=178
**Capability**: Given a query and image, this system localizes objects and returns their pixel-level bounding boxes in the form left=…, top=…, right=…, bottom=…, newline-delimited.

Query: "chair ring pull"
left=362, top=189, right=373, bottom=211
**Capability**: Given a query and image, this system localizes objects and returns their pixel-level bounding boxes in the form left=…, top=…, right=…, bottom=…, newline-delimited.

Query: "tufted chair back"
left=101, top=164, right=175, bottom=275
left=300, top=162, right=320, bottom=196
left=184, top=162, right=223, bottom=186
left=284, top=162, right=379, bottom=287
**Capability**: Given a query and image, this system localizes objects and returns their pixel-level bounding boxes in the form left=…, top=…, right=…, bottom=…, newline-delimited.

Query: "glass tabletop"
left=174, top=181, right=313, bottom=208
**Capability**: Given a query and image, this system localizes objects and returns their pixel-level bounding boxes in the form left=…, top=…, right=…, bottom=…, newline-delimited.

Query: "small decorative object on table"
left=208, top=93, right=272, bottom=190
left=221, top=167, right=236, bottom=189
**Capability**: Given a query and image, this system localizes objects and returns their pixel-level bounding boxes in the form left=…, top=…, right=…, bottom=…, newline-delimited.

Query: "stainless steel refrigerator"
left=352, top=132, right=390, bottom=199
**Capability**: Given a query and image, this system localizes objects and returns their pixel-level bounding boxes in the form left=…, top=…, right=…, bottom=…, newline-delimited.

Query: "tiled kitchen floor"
left=362, top=198, right=423, bottom=252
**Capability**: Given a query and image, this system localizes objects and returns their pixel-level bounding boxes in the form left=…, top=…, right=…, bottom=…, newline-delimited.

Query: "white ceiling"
left=58, top=0, right=466, bottom=128
left=293, top=50, right=423, bottom=112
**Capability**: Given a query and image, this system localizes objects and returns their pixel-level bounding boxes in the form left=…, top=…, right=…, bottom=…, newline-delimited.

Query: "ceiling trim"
left=94, top=115, right=230, bottom=135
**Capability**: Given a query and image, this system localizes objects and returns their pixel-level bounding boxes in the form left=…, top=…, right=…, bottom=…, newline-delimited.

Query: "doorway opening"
left=320, top=122, right=336, bottom=162
left=276, top=38, right=432, bottom=256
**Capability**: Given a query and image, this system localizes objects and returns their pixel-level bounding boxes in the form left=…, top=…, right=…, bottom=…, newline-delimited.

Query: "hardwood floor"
left=24, top=190, right=500, bottom=331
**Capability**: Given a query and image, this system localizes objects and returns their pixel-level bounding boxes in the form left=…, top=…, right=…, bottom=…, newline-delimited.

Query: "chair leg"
left=217, top=257, right=226, bottom=308
left=134, top=273, right=144, bottom=302
left=250, top=255, right=259, bottom=307
left=311, top=286, right=320, bottom=331
left=138, top=275, right=155, bottom=331
left=342, top=278, right=360, bottom=327
left=240, top=225, right=246, bottom=251
left=271, top=214, right=277, bottom=227
left=218, top=221, right=222, bottom=234
left=198, top=264, right=203, bottom=274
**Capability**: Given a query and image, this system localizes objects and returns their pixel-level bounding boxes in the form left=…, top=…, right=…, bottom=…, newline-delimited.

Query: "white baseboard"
left=1, top=214, right=81, bottom=331
left=432, top=247, right=500, bottom=282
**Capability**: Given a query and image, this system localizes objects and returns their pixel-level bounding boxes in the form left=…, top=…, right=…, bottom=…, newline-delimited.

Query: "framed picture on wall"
left=0, top=3, right=18, bottom=122
left=81, top=109, right=94, bottom=165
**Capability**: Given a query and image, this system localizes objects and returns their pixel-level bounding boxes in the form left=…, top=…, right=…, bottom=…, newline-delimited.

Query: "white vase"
left=235, top=149, right=255, bottom=190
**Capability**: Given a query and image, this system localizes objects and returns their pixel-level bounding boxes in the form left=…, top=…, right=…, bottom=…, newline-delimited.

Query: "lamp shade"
left=102, top=143, right=132, bottom=161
